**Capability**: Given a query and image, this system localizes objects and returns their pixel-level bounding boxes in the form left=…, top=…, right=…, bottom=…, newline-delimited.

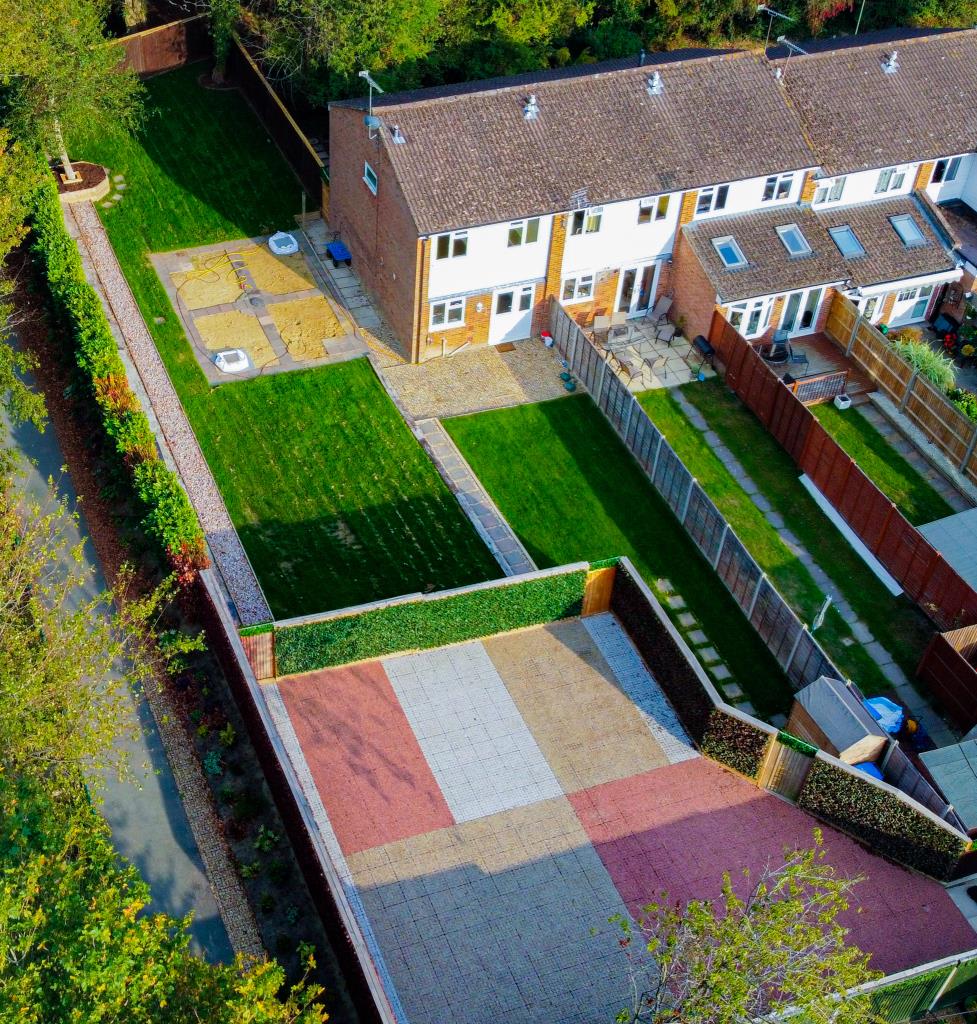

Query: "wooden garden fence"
left=710, top=312, right=977, bottom=632
left=917, top=623, right=977, bottom=732
left=109, top=14, right=211, bottom=76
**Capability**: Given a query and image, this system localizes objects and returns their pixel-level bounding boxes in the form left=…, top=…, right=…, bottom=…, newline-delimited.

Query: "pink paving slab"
left=278, top=662, right=454, bottom=854
left=569, top=758, right=976, bottom=975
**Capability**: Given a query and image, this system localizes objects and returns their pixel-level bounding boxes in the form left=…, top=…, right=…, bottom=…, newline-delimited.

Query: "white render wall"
left=957, top=156, right=977, bottom=211
left=924, top=153, right=974, bottom=204
left=690, top=170, right=811, bottom=222
left=811, top=164, right=917, bottom=210
left=426, top=216, right=553, bottom=300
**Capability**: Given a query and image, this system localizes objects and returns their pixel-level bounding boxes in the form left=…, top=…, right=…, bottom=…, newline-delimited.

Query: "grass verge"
left=812, top=403, right=954, bottom=526
left=74, top=64, right=497, bottom=618
left=445, top=394, right=794, bottom=718
left=680, top=378, right=933, bottom=684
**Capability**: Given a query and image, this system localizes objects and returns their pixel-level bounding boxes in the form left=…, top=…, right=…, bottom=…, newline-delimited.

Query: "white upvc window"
left=712, top=235, right=747, bottom=269
left=570, top=207, right=603, bottom=235
left=932, top=157, right=962, bottom=184
left=813, top=176, right=846, bottom=205
left=363, top=162, right=378, bottom=195
left=875, top=166, right=907, bottom=193
left=762, top=173, right=794, bottom=202
left=896, top=284, right=934, bottom=302
left=434, top=230, right=468, bottom=260
left=430, top=297, right=465, bottom=327
left=776, top=224, right=812, bottom=257
left=727, top=297, right=773, bottom=338
left=561, top=274, right=594, bottom=302
left=696, top=185, right=729, bottom=215
left=638, top=195, right=670, bottom=224
left=508, top=218, right=540, bottom=247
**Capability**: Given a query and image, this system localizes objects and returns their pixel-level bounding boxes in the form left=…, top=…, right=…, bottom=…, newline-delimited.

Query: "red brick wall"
left=671, top=231, right=717, bottom=340
left=327, top=105, right=420, bottom=359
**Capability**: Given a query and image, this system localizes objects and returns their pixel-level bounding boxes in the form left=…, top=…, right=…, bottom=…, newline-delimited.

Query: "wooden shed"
left=787, top=676, right=889, bottom=765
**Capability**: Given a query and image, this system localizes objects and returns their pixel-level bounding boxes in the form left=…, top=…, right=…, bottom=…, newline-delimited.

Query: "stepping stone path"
left=677, top=611, right=696, bottom=628
left=666, top=594, right=686, bottom=610
left=687, top=629, right=708, bottom=646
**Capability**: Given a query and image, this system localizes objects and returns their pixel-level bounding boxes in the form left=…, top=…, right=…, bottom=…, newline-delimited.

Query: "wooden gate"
left=758, top=738, right=813, bottom=801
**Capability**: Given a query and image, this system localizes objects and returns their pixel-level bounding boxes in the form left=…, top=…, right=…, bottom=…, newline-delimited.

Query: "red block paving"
left=278, top=662, right=454, bottom=854
left=569, top=758, right=976, bottom=975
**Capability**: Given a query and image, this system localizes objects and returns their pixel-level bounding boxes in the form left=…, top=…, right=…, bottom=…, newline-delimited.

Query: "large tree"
left=0, top=0, right=143, bottom=182
left=611, top=832, right=882, bottom=1024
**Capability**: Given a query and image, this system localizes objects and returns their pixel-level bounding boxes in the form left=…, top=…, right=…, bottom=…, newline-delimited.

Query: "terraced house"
left=327, top=29, right=977, bottom=362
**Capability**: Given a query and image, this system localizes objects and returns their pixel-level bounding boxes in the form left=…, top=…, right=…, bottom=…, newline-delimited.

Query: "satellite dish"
left=364, top=114, right=382, bottom=130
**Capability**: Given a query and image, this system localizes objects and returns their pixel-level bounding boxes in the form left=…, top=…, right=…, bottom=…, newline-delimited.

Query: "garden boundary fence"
left=227, top=38, right=325, bottom=199
left=109, top=14, right=211, bottom=76
left=710, top=311, right=977, bottom=632
left=547, top=299, right=842, bottom=693
left=824, top=292, right=977, bottom=485
left=917, top=623, right=977, bottom=732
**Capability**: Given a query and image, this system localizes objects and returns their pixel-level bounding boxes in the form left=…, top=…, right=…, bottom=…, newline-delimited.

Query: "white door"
left=616, top=262, right=660, bottom=319
left=489, top=284, right=535, bottom=344
left=889, top=285, right=935, bottom=326
left=779, top=287, right=824, bottom=337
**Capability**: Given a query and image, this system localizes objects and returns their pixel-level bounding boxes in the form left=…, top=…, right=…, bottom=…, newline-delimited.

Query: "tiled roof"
left=684, top=196, right=956, bottom=301
left=343, top=50, right=815, bottom=235
left=777, top=29, right=977, bottom=175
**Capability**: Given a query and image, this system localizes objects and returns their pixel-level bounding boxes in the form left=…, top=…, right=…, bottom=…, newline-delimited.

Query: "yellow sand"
left=170, top=253, right=242, bottom=309
left=239, top=245, right=315, bottom=295
left=268, top=295, right=351, bottom=362
left=194, top=310, right=279, bottom=368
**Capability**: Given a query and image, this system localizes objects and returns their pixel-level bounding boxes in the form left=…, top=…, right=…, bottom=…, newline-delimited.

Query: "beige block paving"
left=267, top=294, right=354, bottom=360
left=484, top=620, right=669, bottom=793
left=193, top=309, right=279, bottom=368
left=239, top=245, right=315, bottom=294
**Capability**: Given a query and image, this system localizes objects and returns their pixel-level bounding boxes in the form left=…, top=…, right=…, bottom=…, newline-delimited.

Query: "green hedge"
left=700, top=707, right=771, bottom=779
left=29, top=173, right=207, bottom=583
left=777, top=730, right=817, bottom=757
left=275, top=570, right=587, bottom=674
left=797, top=758, right=968, bottom=880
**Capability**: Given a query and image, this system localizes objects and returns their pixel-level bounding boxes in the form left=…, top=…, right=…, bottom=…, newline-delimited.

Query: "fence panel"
left=787, top=630, right=837, bottom=689
left=759, top=739, right=813, bottom=801
left=653, top=442, right=692, bottom=518
left=883, top=745, right=965, bottom=826
left=917, top=634, right=977, bottom=732
left=683, top=485, right=727, bottom=567
left=716, top=531, right=764, bottom=611
left=750, top=578, right=805, bottom=668
left=111, top=15, right=211, bottom=76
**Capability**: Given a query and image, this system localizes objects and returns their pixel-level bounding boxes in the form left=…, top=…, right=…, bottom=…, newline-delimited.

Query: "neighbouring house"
left=327, top=28, right=977, bottom=362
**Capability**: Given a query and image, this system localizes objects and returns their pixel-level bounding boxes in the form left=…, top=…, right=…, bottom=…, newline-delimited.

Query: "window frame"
left=570, top=207, right=603, bottom=235
left=875, top=166, right=906, bottom=194
left=696, top=185, right=729, bottom=216
left=712, top=235, right=748, bottom=269
left=762, top=173, right=794, bottom=203
left=363, top=161, right=378, bottom=195
left=932, top=156, right=962, bottom=185
left=507, top=217, right=541, bottom=247
left=637, top=195, right=670, bottom=224
left=561, top=273, right=595, bottom=302
left=828, top=225, right=866, bottom=258
left=776, top=223, right=812, bottom=257
left=890, top=214, right=926, bottom=248
left=813, top=176, right=847, bottom=205
left=434, top=230, right=468, bottom=260
left=430, top=297, right=465, bottom=328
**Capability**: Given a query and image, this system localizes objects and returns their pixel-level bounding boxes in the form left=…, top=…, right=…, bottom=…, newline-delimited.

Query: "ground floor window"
left=562, top=274, right=594, bottom=302
left=726, top=297, right=773, bottom=338
left=431, top=297, right=464, bottom=327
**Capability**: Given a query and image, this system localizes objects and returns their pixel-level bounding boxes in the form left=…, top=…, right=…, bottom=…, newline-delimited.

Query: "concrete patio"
left=589, top=318, right=715, bottom=391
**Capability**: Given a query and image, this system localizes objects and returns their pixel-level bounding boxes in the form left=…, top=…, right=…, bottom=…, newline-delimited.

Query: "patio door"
left=488, top=284, right=535, bottom=344
left=616, top=262, right=660, bottom=319
left=780, top=287, right=823, bottom=337
left=889, top=285, right=935, bottom=326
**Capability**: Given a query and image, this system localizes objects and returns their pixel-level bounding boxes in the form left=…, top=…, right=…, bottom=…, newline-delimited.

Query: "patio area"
left=589, top=316, right=716, bottom=392
left=752, top=332, right=874, bottom=397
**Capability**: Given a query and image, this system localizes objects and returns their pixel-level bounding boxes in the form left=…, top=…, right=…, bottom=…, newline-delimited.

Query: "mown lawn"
left=444, top=394, right=794, bottom=718
left=813, top=403, right=954, bottom=526
left=640, top=389, right=891, bottom=695
left=74, top=64, right=498, bottom=617
left=681, top=378, right=933, bottom=683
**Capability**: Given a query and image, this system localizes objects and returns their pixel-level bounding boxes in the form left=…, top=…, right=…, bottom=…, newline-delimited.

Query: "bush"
left=948, top=387, right=977, bottom=423
left=29, top=172, right=207, bottom=583
left=701, top=707, right=771, bottom=779
left=275, top=569, right=587, bottom=674
left=797, top=758, right=967, bottom=880
left=891, top=336, right=957, bottom=393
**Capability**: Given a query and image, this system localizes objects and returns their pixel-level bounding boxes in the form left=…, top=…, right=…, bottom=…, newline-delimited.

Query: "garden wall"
left=711, top=309, right=977, bottom=633
left=110, top=15, right=211, bottom=76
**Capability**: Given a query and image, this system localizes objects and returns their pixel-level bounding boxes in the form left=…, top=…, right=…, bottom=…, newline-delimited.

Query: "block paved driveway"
left=274, top=615, right=975, bottom=1024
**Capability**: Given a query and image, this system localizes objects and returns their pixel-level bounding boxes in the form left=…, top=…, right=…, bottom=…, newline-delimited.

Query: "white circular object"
left=268, top=231, right=299, bottom=256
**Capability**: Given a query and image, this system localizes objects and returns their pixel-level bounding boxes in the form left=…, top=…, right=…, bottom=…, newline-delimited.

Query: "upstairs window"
left=712, top=235, right=747, bottom=269
left=875, top=167, right=906, bottom=193
left=776, top=224, right=812, bottom=257
left=638, top=195, right=670, bottom=224
left=828, top=225, right=866, bottom=258
left=932, top=157, right=962, bottom=184
left=890, top=214, right=926, bottom=247
left=813, top=177, right=846, bottom=204
left=430, top=298, right=464, bottom=327
left=570, top=207, right=603, bottom=235
left=363, top=162, right=378, bottom=195
left=435, top=230, right=468, bottom=260
left=762, top=173, right=794, bottom=202
left=696, top=185, right=729, bottom=215
left=508, top=218, right=540, bottom=247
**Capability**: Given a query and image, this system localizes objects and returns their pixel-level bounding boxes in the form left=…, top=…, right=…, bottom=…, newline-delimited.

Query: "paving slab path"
left=670, top=387, right=956, bottom=745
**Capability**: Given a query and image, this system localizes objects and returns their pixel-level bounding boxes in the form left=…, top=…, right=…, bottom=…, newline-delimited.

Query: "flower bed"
left=700, top=707, right=771, bottom=779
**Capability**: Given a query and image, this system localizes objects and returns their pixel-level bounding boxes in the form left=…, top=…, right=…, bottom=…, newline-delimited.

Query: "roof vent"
left=646, top=71, right=664, bottom=96
left=881, top=50, right=899, bottom=74
left=523, top=94, right=539, bottom=120
left=390, top=124, right=406, bottom=144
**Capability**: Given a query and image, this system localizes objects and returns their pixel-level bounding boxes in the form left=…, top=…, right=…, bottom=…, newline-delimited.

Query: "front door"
left=489, top=284, right=535, bottom=344
left=889, top=285, right=935, bottom=326
left=780, top=287, right=823, bottom=337
left=616, top=262, right=660, bottom=319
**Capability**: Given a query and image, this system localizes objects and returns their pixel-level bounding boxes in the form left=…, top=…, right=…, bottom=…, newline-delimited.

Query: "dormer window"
left=713, top=235, right=747, bottom=269
left=570, top=207, right=602, bottom=235
left=829, top=225, right=865, bottom=259
left=696, top=185, right=729, bottom=215
left=638, top=195, right=669, bottom=224
left=762, top=173, right=794, bottom=202
left=776, top=224, right=812, bottom=257
left=890, top=214, right=926, bottom=248
left=813, top=177, right=846, bottom=205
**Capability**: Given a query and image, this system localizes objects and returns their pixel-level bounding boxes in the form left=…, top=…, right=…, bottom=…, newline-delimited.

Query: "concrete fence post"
left=598, top=356, right=608, bottom=408
left=899, top=369, right=919, bottom=413
left=747, top=572, right=767, bottom=620
left=623, top=397, right=634, bottom=441
left=784, top=625, right=807, bottom=676
left=650, top=434, right=664, bottom=481
left=926, top=962, right=959, bottom=1013
left=959, top=423, right=977, bottom=474
left=845, top=312, right=863, bottom=357
left=680, top=478, right=695, bottom=524
left=714, top=523, right=729, bottom=569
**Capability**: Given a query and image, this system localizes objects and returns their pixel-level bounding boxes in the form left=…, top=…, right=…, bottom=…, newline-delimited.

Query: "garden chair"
left=655, top=322, right=677, bottom=346
left=592, top=314, right=611, bottom=346
left=645, top=354, right=668, bottom=382
left=613, top=352, right=640, bottom=387
left=645, top=295, right=672, bottom=327
left=788, top=344, right=809, bottom=373
left=608, top=323, right=633, bottom=349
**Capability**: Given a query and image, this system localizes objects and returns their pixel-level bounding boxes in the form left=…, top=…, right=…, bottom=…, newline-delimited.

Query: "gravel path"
left=67, top=202, right=272, bottom=627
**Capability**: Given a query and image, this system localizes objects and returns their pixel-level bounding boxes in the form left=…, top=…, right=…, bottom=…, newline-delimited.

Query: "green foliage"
left=254, top=825, right=282, bottom=853
left=948, top=386, right=977, bottom=423
left=203, top=749, right=224, bottom=776
left=797, top=758, right=968, bottom=880
left=777, top=730, right=817, bottom=756
left=890, top=336, right=957, bottom=393
left=701, top=707, right=771, bottom=779
left=241, top=622, right=275, bottom=636
left=28, top=173, right=208, bottom=582
left=276, top=570, right=586, bottom=673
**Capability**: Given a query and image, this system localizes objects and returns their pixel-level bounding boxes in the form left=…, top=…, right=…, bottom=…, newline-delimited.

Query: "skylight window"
left=713, top=235, right=747, bottom=269
left=776, top=224, right=812, bottom=257
left=890, top=214, right=926, bottom=248
left=828, top=225, right=865, bottom=259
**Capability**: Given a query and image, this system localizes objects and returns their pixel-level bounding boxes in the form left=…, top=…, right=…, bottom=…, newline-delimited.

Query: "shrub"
left=203, top=749, right=223, bottom=776
left=28, top=172, right=207, bottom=582
left=891, top=336, right=956, bottom=392
left=701, top=707, right=771, bottom=779
left=275, top=569, right=587, bottom=674
left=797, top=758, right=967, bottom=880
left=948, top=387, right=977, bottom=423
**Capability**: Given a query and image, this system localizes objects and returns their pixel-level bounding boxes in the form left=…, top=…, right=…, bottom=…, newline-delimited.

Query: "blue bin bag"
left=865, top=696, right=904, bottom=734
left=853, top=761, right=884, bottom=780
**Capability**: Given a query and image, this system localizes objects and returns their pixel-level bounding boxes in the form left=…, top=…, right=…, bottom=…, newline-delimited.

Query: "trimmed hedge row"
left=777, top=730, right=817, bottom=757
left=275, top=569, right=587, bottom=674
left=797, top=758, right=968, bottom=880
left=30, top=174, right=208, bottom=583
left=701, top=707, right=771, bottom=779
